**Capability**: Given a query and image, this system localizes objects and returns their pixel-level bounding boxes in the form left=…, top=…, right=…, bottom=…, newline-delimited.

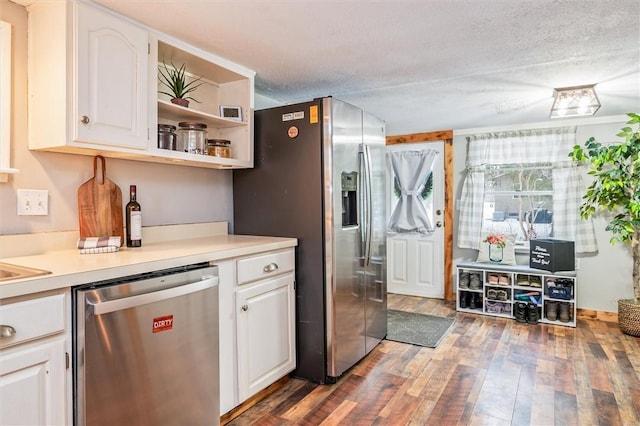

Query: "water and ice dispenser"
left=341, top=172, right=358, bottom=227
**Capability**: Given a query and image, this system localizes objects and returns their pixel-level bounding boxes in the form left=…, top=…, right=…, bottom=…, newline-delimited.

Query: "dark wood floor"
left=228, top=294, right=640, bottom=425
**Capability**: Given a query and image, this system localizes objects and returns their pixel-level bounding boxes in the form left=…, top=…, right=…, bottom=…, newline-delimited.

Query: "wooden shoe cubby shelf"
left=456, top=261, right=577, bottom=328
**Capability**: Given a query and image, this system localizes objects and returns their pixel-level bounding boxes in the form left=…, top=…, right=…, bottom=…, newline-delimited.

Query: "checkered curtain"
left=552, top=166, right=598, bottom=253
left=457, top=127, right=597, bottom=253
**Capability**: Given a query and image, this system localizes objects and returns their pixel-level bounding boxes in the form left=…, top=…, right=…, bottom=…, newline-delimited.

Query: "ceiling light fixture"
left=550, top=84, right=601, bottom=118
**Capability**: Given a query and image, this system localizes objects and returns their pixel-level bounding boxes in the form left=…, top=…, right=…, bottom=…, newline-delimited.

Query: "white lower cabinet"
left=0, top=292, right=68, bottom=425
left=236, top=273, right=295, bottom=402
left=0, top=337, right=66, bottom=426
left=218, top=248, right=296, bottom=415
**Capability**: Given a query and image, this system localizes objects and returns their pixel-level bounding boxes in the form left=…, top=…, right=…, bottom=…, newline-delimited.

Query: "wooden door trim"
left=386, top=130, right=455, bottom=301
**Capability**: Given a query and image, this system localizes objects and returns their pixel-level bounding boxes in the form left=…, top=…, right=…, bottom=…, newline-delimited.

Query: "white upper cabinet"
left=25, top=0, right=255, bottom=169
left=27, top=0, right=149, bottom=152
left=75, top=2, right=148, bottom=149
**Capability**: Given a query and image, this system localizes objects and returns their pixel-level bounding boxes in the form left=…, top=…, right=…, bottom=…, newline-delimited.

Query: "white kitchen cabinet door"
left=236, top=273, right=295, bottom=402
left=27, top=0, right=148, bottom=153
left=0, top=337, right=66, bottom=426
left=75, top=2, right=148, bottom=149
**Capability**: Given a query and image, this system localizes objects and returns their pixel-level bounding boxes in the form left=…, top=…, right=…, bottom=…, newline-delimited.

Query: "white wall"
left=452, top=118, right=634, bottom=313
left=0, top=0, right=233, bottom=236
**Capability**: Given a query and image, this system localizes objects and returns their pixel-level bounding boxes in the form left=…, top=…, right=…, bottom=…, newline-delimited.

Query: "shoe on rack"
left=559, top=302, right=571, bottom=322
left=514, top=302, right=527, bottom=323
left=469, top=273, right=482, bottom=290
left=529, top=276, right=542, bottom=288
left=546, top=300, right=559, bottom=321
left=469, top=293, right=481, bottom=309
left=498, top=274, right=510, bottom=285
left=503, top=303, right=513, bottom=315
left=459, top=291, right=469, bottom=309
left=495, top=289, right=509, bottom=301
left=527, top=303, right=539, bottom=324
left=487, top=288, right=498, bottom=300
left=516, top=274, right=530, bottom=286
left=459, top=272, right=470, bottom=289
left=486, top=301, right=500, bottom=313
left=488, top=274, right=500, bottom=284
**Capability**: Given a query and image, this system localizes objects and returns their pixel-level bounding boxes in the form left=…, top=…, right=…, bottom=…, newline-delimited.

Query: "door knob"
left=436, top=221, right=443, bottom=228
left=80, top=115, right=90, bottom=124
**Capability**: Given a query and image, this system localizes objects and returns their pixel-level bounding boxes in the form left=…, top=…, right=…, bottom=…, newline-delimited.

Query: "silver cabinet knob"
left=80, top=115, right=90, bottom=124
left=436, top=221, right=443, bottom=228
left=241, top=304, right=248, bottom=312
left=263, top=263, right=279, bottom=273
left=436, top=209, right=442, bottom=215
left=0, top=325, right=16, bottom=338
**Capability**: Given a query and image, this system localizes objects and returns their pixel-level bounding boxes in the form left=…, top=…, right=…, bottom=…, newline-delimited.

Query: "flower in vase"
left=484, top=234, right=507, bottom=248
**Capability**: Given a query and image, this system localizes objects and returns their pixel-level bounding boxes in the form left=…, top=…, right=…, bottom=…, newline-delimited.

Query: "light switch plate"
left=17, top=189, right=49, bottom=216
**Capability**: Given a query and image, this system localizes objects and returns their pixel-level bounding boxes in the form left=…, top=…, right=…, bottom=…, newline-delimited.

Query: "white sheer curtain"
left=457, top=126, right=598, bottom=253
left=386, top=149, right=438, bottom=234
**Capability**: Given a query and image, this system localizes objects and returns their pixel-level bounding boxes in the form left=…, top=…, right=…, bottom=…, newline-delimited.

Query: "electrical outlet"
left=17, top=189, right=49, bottom=216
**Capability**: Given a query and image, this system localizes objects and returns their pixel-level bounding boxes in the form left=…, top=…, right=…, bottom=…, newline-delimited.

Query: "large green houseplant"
left=569, top=112, right=640, bottom=336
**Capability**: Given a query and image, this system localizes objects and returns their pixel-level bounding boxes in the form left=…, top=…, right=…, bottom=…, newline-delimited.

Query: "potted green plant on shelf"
left=158, top=60, right=202, bottom=108
left=569, top=112, right=640, bottom=336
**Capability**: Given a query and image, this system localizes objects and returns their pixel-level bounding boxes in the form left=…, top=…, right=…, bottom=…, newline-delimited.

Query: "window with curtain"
left=457, top=126, right=598, bottom=254
left=386, top=149, right=438, bottom=234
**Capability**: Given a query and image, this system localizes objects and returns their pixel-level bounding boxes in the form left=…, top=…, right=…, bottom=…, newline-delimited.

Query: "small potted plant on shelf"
left=569, top=112, right=640, bottom=336
left=158, top=60, right=202, bottom=108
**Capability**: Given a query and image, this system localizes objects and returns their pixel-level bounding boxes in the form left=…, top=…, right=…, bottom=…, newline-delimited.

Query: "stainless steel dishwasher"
left=73, top=262, right=219, bottom=426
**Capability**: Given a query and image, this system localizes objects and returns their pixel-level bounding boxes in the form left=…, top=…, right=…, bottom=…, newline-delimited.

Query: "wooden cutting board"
left=78, top=155, right=124, bottom=245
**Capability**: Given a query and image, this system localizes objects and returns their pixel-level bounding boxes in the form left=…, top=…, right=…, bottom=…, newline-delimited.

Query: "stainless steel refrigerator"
left=233, top=97, right=386, bottom=384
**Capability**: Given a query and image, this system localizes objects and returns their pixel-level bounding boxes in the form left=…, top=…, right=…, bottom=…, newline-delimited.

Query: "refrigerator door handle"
left=363, top=144, right=373, bottom=267
left=358, top=150, right=366, bottom=260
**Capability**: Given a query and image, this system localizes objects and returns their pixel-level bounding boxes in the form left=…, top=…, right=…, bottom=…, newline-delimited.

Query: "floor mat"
left=386, top=309, right=456, bottom=348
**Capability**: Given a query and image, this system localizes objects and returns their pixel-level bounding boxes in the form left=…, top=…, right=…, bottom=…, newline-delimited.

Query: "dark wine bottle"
left=125, top=185, right=142, bottom=247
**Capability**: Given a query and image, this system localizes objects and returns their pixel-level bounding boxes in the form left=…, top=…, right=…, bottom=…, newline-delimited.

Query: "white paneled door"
left=386, top=141, right=445, bottom=298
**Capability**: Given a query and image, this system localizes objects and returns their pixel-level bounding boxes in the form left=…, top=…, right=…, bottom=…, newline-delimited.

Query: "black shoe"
left=460, top=291, right=469, bottom=309
left=527, top=303, right=539, bottom=324
left=514, top=302, right=527, bottom=323
left=469, top=293, right=480, bottom=309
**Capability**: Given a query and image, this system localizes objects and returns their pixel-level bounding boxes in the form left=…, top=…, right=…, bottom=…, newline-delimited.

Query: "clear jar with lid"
left=177, top=121, right=207, bottom=154
left=157, top=124, right=176, bottom=150
left=207, top=139, right=232, bottom=158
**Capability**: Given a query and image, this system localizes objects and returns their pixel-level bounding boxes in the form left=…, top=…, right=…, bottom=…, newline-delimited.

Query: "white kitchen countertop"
left=0, top=234, right=297, bottom=299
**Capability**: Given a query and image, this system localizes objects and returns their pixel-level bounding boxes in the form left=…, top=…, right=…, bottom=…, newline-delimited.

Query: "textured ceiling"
left=92, top=0, right=640, bottom=134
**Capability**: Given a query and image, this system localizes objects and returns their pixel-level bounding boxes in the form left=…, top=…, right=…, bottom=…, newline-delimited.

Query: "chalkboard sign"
left=529, top=239, right=575, bottom=272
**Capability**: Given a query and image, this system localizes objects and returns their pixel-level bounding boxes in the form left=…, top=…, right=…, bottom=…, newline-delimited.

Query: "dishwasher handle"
left=87, top=275, right=218, bottom=315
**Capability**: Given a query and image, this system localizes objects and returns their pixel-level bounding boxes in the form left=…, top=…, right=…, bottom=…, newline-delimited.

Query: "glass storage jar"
left=157, top=124, right=176, bottom=150
left=177, top=121, right=207, bottom=154
left=206, top=139, right=232, bottom=158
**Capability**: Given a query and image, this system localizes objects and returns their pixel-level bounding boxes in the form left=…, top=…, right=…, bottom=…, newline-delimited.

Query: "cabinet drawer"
left=237, top=249, right=295, bottom=285
left=0, top=294, right=65, bottom=349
